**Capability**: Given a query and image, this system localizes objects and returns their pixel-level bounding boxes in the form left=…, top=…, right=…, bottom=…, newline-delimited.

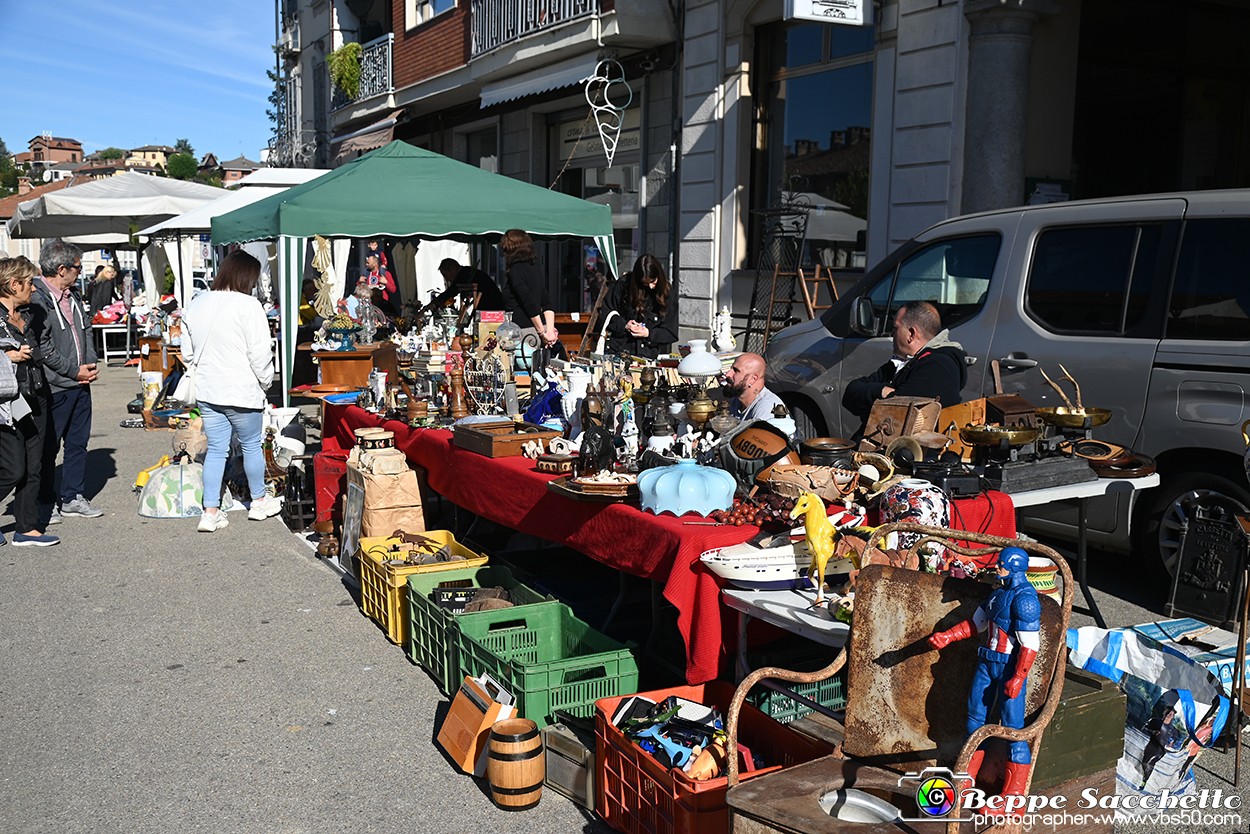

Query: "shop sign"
left=785, top=0, right=871, bottom=26
left=559, top=108, right=640, bottom=163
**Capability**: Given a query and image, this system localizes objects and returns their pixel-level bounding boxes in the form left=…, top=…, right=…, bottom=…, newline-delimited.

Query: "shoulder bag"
left=172, top=323, right=211, bottom=407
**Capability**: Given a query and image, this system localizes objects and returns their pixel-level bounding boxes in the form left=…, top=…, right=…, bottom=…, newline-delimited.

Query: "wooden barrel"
left=487, top=718, right=544, bottom=811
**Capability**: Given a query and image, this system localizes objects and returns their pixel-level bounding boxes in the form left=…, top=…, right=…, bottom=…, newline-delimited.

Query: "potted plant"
left=327, top=42, right=362, bottom=99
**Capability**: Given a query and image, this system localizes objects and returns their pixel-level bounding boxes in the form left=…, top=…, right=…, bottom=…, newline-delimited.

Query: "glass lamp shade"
left=495, top=320, right=522, bottom=351
left=677, top=339, right=722, bottom=380
left=638, top=457, right=735, bottom=517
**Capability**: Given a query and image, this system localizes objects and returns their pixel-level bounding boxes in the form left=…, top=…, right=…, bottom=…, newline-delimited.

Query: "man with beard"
left=721, top=352, right=784, bottom=423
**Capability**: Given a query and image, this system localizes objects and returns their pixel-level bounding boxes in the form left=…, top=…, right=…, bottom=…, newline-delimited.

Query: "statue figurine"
left=711, top=305, right=736, bottom=352
left=927, top=546, right=1040, bottom=810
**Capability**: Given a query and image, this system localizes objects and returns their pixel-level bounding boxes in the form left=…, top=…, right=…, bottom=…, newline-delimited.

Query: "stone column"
left=961, top=0, right=1059, bottom=214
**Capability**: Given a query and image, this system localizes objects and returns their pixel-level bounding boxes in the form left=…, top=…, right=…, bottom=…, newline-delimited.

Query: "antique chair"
left=724, top=524, right=1074, bottom=834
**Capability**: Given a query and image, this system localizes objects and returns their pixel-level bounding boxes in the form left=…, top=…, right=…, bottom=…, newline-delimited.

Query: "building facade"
left=273, top=0, right=1250, bottom=341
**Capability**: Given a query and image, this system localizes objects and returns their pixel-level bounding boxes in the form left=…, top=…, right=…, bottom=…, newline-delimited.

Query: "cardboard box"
left=437, top=673, right=516, bottom=776
left=938, top=398, right=986, bottom=462
left=346, top=462, right=427, bottom=536
left=1131, top=618, right=1250, bottom=695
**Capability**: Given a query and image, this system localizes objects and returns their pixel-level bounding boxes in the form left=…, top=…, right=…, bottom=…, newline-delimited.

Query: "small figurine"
left=927, top=546, right=1040, bottom=809
left=790, top=491, right=855, bottom=606
left=711, top=305, right=736, bottom=352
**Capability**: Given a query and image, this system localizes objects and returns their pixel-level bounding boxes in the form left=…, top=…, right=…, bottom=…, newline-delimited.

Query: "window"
left=1169, top=219, right=1250, bottom=341
left=865, top=235, right=1000, bottom=334
left=1026, top=225, right=1160, bottom=335
left=406, top=0, right=454, bottom=29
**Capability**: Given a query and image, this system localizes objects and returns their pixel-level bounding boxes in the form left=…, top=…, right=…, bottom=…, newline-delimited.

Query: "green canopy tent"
left=210, top=140, right=618, bottom=402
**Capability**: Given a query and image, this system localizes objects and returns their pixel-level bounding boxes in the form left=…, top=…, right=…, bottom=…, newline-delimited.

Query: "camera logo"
left=898, top=767, right=974, bottom=822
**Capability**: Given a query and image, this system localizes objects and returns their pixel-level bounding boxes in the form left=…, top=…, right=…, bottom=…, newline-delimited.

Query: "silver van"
left=764, top=189, right=1250, bottom=586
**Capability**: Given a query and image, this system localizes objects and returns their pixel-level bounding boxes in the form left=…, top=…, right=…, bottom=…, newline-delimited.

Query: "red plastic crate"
left=313, top=449, right=350, bottom=524
left=595, top=681, right=833, bottom=834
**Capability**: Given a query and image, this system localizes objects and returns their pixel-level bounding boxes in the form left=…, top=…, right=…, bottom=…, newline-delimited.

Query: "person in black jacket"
left=600, top=254, right=678, bottom=360
left=87, top=265, right=117, bottom=320
left=430, top=258, right=505, bottom=313
left=500, top=229, right=557, bottom=347
left=843, top=300, right=966, bottom=434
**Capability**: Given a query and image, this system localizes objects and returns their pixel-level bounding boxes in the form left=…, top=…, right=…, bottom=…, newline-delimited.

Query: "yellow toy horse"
left=790, top=491, right=853, bottom=606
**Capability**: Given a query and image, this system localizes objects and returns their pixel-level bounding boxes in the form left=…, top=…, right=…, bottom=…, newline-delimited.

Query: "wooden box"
left=1031, top=666, right=1127, bottom=790
left=939, top=398, right=987, bottom=462
left=986, top=393, right=1038, bottom=428
left=452, top=420, right=562, bottom=458
left=858, top=396, right=941, bottom=452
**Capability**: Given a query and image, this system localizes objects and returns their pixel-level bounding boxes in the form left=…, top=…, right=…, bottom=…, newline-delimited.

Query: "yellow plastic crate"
left=356, top=530, right=487, bottom=645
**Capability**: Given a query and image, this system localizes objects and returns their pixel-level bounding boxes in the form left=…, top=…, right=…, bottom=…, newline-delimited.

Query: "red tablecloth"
left=322, top=404, right=1016, bottom=684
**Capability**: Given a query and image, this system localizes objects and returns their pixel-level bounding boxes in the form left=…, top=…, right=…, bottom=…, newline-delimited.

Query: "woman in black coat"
left=500, top=229, right=557, bottom=347
left=601, top=254, right=677, bottom=360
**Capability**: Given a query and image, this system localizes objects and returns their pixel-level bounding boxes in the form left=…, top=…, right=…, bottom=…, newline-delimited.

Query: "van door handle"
left=998, top=355, right=1037, bottom=369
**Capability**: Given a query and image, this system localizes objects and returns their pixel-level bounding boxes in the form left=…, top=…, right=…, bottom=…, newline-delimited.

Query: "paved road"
left=2, top=364, right=1247, bottom=833
left=0, top=365, right=609, bottom=834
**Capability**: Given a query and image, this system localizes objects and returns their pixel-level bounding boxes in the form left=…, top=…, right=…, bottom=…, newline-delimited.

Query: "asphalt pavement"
left=0, top=364, right=610, bottom=834
left=2, top=363, right=1248, bottom=833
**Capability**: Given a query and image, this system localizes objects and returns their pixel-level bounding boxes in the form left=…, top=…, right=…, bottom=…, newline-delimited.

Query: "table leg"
left=601, top=571, right=629, bottom=633
left=1075, top=496, right=1107, bottom=629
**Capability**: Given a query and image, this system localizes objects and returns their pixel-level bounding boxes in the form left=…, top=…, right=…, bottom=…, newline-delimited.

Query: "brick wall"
left=391, top=0, right=470, bottom=89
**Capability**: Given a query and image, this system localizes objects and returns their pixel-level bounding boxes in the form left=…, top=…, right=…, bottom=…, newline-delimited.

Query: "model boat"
left=700, top=540, right=857, bottom=591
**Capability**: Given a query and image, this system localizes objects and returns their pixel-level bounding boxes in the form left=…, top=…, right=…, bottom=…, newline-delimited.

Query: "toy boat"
left=700, top=541, right=858, bottom=591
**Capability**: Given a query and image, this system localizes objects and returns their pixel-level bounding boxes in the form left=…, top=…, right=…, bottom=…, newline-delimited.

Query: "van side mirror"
left=850, top=297, right=876, bottom=337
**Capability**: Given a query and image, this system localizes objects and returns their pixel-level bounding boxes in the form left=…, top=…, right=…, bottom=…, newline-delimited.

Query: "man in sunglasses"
left=33, top=240, right=102, bottom=524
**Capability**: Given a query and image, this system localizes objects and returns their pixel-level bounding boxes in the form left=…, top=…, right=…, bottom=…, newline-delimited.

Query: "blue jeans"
left=967, top=657, right=1031, bottom=765
left=199, top=402, right=266, bottom=508
left=40, top=385, right=92, bottom=505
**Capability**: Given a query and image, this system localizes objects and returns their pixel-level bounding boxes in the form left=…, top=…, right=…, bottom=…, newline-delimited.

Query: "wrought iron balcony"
left=471, top=0, right=599, bottom=57
left=331, top=33, right=394, bottom=110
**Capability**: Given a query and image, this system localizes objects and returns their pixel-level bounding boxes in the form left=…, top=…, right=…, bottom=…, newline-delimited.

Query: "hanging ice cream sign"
left=785, top=0, right=871, bottom=26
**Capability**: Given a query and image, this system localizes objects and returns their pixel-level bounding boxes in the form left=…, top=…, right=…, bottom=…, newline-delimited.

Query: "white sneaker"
left=197, top=511, right=229, bottom=533
left=248, top=495, right=282, bottom=521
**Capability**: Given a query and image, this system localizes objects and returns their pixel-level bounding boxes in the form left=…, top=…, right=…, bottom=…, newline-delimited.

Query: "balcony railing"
left=331, top=33, right=394, bottom=110
left=471, top=0, right=598, bottom=57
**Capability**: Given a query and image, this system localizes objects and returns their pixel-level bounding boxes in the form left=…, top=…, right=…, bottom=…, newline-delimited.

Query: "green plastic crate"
left=405, top=564, right=557, bottom=693
left=748, top=668, right=847, bottom=724
left=454, top=602, right=639, bottom=726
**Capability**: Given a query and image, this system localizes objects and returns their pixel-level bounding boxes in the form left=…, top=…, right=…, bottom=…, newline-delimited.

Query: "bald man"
left=722, top=352, right=786, bottom=423
left=843, top=300, right=967, bottom=430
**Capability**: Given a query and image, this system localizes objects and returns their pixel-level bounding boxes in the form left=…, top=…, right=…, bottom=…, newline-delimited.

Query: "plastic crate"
left=747, top=670, right=846, bottom=725
left=406, top=564, right=559, bottom=693
left=595, top=681, right=834, bottom=834
left=356, top=531, right=487, bottom=645
left=313, top=449, right=349, bottom=524
left=454, top=603, right=639, bottom=726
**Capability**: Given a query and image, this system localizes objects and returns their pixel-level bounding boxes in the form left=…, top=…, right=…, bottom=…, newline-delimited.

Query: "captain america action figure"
left=928, top=546, right=1041, bottom=806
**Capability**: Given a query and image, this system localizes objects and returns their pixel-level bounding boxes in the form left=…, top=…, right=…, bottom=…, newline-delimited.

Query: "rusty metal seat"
left=725, top=524, right=1074, bottom=832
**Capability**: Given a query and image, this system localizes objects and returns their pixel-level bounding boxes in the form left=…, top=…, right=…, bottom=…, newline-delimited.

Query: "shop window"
left=1168, top=219, right=1250, bottom=341
left=757, top=20, right=874, bottom=271
left=866, top=235, right=999, bottom=333
left=1026, top=225, right=1160, bottom=335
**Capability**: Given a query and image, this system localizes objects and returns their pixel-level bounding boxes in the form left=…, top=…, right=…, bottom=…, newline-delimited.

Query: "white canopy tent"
left=6, top=172, right=225, bottom=245
left=137, top=169, right=329, bottom=306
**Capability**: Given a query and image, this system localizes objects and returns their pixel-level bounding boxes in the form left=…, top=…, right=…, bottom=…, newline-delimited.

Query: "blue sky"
left=0, top=0, right=276, bottom=162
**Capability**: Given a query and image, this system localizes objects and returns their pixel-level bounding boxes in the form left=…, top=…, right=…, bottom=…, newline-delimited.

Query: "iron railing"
left=331, top=33, right=394, bottom=110
left=471, top=0, right=598, bottom=57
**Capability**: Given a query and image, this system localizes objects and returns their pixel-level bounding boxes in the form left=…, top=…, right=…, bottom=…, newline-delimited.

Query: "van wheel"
left=1135, top=468, right=1250, bottom=591
left=784, top=397, right=828, bottom=442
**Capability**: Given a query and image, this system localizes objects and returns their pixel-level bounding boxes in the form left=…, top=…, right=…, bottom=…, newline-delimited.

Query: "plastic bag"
left=1067, top=626, right=1230, bottom=814
left=137, top=457, right=235, bottom=518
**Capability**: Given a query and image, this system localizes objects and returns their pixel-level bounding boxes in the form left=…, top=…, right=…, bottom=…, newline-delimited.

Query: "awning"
left=479, top=53, right=598, bottom=108
left=330, top=110, right=403, bottom=167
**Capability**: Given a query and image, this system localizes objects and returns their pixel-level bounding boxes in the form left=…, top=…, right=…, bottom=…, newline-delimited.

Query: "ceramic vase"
left=1026, top=556, right=1062, bottom=601
left=881, top=478, right=951, bottom=564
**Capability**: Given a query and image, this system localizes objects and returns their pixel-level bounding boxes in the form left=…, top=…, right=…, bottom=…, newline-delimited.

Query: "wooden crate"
left=452, top=420, right=562, bottom=458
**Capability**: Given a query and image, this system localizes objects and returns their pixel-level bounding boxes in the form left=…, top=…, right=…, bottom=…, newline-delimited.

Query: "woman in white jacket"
left=181, top=251, right=277, bottom=532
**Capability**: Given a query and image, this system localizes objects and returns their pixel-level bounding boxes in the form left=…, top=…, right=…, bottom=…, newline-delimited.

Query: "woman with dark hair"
left=600, top=254, right=677, bottom=359
left=500, top=229, right=557, bottom=347
left=180, top=251, right=278, bottom=533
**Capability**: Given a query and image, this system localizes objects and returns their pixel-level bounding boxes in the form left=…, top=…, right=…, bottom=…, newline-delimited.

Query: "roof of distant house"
left=219, top=155, right=261, bottom=171
left=48, top=161, right=86, bottom=172
left=28, top=135, right=82, bottom=149
left=132, top=144, right=176, bottom=153
left=0, top=175, right=90, bottom=219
